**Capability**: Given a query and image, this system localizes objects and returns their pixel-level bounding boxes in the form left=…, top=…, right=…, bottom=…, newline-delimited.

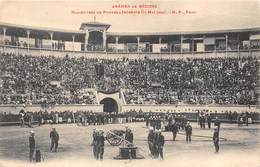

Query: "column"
left=72, top=35, right=75, bottom=52
left=115, top=36, right=119, bottom=52
left=237, top=34, right=240, bottom=51
left=85, top=30, right=89, bottom=51
left=225, top=34, right=228, bottom=52
left=191, top=37, right=194, bottom=54
left=26, top=30, right=31, bottom=50
left=103, top=30, right=107, bottom=51
left=159, top=36, right=162, bottom=44
left=3, top=27, right=6, bottom=44
left=181, top=35, right=183, bottom=54
left=49, top=32, right=53, bottom=50
left=137, top=36, right=140, bottom=53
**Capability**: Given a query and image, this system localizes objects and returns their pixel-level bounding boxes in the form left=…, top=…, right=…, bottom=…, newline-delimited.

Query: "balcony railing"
left=0, top=44, right=259, bottom=59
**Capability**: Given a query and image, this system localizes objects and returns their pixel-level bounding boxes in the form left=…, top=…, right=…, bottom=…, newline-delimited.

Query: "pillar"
left=181, top=35, right=183, bottom=54
left=3, top=27, right=6, bottom=44
left=225, top=34, right=228, bottom=52
left=72, top=35, right=75, bottom=51
left=237, top=34, right=240, bottom=51
left=159, top=36, right=162, bottom=44
left=49, top=32, right=53, bottom=50
left=26, top=30, right=31, bottom=50
left=103, top=30, right=107, bottom=51
left=85, top=30, right=89, bottom=51
left=191, top=37, right=194, bottom=54
left=137, top=36, right=140, bottom=53
left=115, top=36, right=119, bottom=52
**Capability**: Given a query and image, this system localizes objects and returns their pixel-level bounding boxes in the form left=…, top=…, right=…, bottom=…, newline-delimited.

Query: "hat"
left=149, top=127, right=153, bottom=131
left=158, top=129, right=162, bottom=133
left=30, top=130, right=35, bottom=134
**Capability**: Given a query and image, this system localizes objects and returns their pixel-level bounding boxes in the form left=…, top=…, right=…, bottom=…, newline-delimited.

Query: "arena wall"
left=121, top=104, right=258, bottom=113
left=0, top=104, right=103, bottom=114
left=0, top=104, right=258, bottom=114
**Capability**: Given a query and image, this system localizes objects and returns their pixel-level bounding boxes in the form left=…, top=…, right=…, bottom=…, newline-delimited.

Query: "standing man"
left=155, top=129, right=164, bottom=160
left=213, top=126, right=219, bottom=153
left=171, top=120, right=178, bottom=141
left=50, top=128, right=59, bottom=152
left=206, top=114, right=212, bottom=129
left=125, top=127, right=133, bottom=147
left=185, top=121, right=192, bottom=144
left=147, top=127, right=155, bottom=157
left=19, top=109, right=25, bottom=127
left=92, top=128, right=98, bottom=159
left=96, top=130, right=105, bottom=160
left=29, top=131, right=35, bottom=162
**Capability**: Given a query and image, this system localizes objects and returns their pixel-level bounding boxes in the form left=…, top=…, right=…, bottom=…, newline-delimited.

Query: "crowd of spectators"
left=123, top=57, right=259, bottom=105
left=0, top=52, right=259, bottom=105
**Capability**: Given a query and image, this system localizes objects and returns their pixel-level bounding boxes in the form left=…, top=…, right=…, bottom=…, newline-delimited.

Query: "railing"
left=0, top=44, right=260, bottom=59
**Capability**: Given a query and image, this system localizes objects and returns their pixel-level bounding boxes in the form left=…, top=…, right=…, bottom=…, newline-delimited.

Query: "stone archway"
left=100, top=97, right=118, bottom=113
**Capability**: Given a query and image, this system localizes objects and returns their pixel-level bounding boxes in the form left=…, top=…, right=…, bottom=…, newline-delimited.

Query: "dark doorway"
left=100, top=98, right=118, bottom=113
left=88, top=31, right=103, bottom=51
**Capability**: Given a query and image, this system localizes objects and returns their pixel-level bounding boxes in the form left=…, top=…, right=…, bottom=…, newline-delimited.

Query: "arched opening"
left=88, top=31, right=103, bottom=51
left=100, top=98, right=118, bottom=113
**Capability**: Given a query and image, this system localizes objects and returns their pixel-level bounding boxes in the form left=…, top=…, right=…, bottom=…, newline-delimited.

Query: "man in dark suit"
left=96, top=130, right=105, bottom=160
left=125, top=127, right=133, bottom=147
left=147, top=127, right=155, bottom=157
left=171, top=120, right=178, bottom=141
left=29, top=131, right=35, bottom=162
left=185, top=121, right=192, bottom=144
left=155, top=129, right=164, bottom=160
left=50, top=127, right=59, bottom=152
left=206, top=114, right=212, bottom=129
left=213, top=126, right=219, bottom=153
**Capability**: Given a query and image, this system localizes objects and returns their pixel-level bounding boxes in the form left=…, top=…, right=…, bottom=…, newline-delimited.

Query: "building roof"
left=0, top=22, right=84, bottom=34
left=80, top=21, right=111, bottom=30
left=107, top=27, right=260, bottom=36
left=0, top=21, right=259, bottom=36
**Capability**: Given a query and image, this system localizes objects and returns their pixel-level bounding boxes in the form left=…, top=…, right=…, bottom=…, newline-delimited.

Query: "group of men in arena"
left=198, top=113, right=212, bottom=129
left=28, top=127, right=59, bottom=162
left=28, top=117, right=222, bottom=162
left=147, top=128, right=165, bottom=159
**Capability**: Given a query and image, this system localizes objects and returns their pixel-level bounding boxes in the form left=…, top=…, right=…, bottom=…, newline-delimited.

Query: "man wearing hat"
left=185, top=121, right=192, bottom=144
left=92, top=128, right=98, bottom=159
left=125, top=127, right=133, bottom=147
left=213, top=126, right=219, bottom=153
left=147, top=127, right=155, bottom=157
left=171, top=120, right=178, bottom=141
left=154, top=129, right=164, bottom=159
left=50, top=127, right=59, bottom=152
left=29, top=131, right=35, bottom=162
left=96, top=130, right=105, bottom=160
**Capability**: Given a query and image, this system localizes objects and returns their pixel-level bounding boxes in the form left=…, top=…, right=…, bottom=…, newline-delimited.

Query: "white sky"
left=0, top=0, right=259, bottom=32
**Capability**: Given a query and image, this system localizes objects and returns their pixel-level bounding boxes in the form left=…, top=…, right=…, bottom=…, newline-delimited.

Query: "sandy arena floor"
left=0, top=122, right=259, bottom=167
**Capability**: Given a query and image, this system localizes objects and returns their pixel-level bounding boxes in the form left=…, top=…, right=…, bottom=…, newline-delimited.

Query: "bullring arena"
left=0, top=19, right=260, bottom=167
